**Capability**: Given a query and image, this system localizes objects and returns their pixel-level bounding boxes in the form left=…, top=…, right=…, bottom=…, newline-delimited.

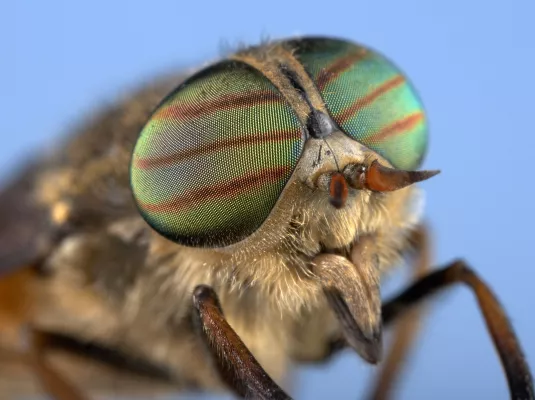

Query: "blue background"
left=2, top=1, right=534, bottom=399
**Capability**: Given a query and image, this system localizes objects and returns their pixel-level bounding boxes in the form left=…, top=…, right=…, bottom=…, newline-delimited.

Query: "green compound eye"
left=131, top=61, right=304, bottom=247
left=290, top=37, right=428, bottom=170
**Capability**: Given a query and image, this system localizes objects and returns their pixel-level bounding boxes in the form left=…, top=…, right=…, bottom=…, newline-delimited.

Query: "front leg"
left=312, top=250, right=382, bottom=364
left=366, top=224, right=431, bottom=400
left=192, top=285, right=291, bottom=400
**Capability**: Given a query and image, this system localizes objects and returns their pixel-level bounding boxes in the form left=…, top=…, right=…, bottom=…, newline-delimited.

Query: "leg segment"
left=26, top=327, right=89, bottom=400
left=313, top=252, right=382, bottom=364
left=380, top=259, right=534, bottom=400
left=366, top=225, right=431, bottom=400
left=192, top=285, right=291, bottom=400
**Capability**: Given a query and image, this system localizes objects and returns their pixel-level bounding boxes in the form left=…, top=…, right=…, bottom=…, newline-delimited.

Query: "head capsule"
left=130, top=37, right=429, bottom=249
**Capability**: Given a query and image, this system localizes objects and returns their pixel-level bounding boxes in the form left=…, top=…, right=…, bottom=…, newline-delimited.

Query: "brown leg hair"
left=366, top=225, right=431, bottom=400
left=379, top=259, right=534, bottom=400
left=192, top=285, right=291, bottom=400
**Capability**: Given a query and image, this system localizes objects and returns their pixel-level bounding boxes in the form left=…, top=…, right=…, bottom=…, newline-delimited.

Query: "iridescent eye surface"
left=290, top=37, right=428, bottom=170
left=131, top=61, right=304, bottom=247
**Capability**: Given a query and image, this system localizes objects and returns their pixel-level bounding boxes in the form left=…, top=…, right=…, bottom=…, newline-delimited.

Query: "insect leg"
left=380, top=259, right=534, bottom=400
left=192, top=285, right=292, bottom=400
left=25, top=327, right=90, bottom=400
left=366, top=224, right=431, bottom=400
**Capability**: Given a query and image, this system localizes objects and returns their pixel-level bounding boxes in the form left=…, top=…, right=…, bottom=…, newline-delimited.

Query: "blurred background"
left=2, top=0, right=534, bottom=399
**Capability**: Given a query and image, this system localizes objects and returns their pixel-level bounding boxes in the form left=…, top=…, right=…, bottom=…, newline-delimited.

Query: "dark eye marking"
left=278, top=63, right=335, bottom=139
left=279, top=64, right=307, bottom=97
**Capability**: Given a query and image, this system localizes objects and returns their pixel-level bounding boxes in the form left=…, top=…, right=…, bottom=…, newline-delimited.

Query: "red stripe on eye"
left=316, top=49, right=368, bottom=91
left=154, top=90, right=280, bottom=121
left=134, top=129, right=301, bottom=169
left=366, top=112, right=424, bottom=142
left=335, top=75, right=405, bottom=125
left=139, top=166, right=291, bottom=213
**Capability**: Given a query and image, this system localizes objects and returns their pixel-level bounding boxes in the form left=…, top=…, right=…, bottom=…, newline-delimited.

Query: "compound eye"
left=131, top=61, right=304, bottom=247
left=290, top=37, right=428, bottom=170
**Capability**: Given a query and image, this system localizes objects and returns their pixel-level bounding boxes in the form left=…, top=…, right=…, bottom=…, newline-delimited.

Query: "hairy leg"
left=380, top=259, right=534, bottom=400
left=366, top=224, right=431, bottom=400
left=192, top=285, right=291, bottom=400
left=313, top=251, right=382, bottom=364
